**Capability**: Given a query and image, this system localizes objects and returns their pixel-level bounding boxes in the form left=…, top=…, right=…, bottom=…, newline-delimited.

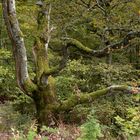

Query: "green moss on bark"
left=33, top=38, right=50, bottom=83
left=58, top=85, right=129, bottom=111
left=24, top=78, right=37, bottom=93
left=67, top=38, right=93, bottom=53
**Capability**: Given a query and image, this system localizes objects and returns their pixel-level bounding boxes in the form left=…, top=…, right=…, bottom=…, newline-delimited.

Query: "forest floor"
left=0, top=133, right=12, bottom=140
left=0, top=103, right=14, bottom=140
left=1, top=103, right=140, bottom=140
left=0, top=103, right=80, bottom=140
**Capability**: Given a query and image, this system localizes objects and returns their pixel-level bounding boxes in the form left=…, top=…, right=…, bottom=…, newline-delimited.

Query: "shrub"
left=77, top=110, right=102, bottom=140
left=114, top=107, right=140, bottom=139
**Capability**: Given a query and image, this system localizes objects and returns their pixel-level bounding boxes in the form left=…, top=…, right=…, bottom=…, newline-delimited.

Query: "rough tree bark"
left=2, top=0, right=140, bottom=127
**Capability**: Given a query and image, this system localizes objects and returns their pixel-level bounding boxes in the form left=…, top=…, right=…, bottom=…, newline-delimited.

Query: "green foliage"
left=0, top=48, right=20, bottom=100
left=77, top=110, right=102, bottom=140
left=25, top=130, right=38, bottom=140
left=92, top=93, right=140, bottom=139
left=56, top=58, right=140, bottom=139
left=56, top=76, right=76, bottom=100
left=56, top=59, right=139, bottom=97
left=115, top=107, right=140, bottom=138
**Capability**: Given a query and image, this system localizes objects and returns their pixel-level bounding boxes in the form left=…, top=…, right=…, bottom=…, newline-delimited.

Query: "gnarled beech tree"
left=2, top=0, right=140, bottom=127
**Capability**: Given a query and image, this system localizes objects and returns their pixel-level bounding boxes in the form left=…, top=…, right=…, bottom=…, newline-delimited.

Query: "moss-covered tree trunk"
left=33, top=76, right=57, bottom=126
left=32, top=39, right=59, bottom=126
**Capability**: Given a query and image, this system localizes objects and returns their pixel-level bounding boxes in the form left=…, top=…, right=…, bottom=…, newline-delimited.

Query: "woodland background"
left=0, top=0, right=140, bottom=139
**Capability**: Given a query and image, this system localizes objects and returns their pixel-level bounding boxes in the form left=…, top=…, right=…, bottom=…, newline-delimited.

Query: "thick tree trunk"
left=32, top=37, right=59, bottom=126
left=33, top=76, right=58, bottom=126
